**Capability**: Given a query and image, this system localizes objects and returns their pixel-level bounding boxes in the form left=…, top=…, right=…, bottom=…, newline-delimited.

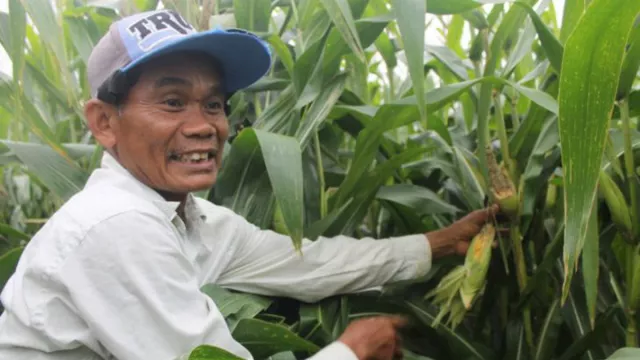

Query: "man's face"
left=108, top=52, right=229, bottom=197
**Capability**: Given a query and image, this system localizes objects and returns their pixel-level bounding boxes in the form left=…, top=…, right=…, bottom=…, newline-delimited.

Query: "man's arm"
left=215, top=212, right=432, bottom=303
left=57, top=210, right=253, bottom=360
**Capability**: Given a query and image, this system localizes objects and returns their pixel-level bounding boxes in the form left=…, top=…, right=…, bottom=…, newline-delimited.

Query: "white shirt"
left=0, top=152, right=432, bottom=360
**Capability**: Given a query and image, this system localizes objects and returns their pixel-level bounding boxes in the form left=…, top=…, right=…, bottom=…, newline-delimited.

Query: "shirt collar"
left=87, top=151, right=206, bottom=223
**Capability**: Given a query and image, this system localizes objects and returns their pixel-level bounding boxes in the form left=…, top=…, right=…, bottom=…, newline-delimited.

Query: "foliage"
left=1, top=0, right=640, bottom=359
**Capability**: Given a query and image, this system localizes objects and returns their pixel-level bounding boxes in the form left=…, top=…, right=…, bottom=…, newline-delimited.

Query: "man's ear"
left=84, top=99, right=118, bottom=149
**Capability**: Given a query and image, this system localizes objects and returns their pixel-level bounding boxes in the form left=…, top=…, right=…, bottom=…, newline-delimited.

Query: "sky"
left=0, top=0, right=565, bottom=77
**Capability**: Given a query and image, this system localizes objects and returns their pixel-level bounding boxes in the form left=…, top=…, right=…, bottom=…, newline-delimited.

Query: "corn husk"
left=598, top=170, right=633, bottom=236
left=486, top=146, right=519, bottom=217
left=272, top=202, right=290, bottom=235
left=425, top=223, right=496, bottom=328
left=460, top=223, right=495, bottom=309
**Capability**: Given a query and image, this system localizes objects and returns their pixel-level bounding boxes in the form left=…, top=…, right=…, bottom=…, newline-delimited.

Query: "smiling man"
left=0, top=9, right=498, bottom=360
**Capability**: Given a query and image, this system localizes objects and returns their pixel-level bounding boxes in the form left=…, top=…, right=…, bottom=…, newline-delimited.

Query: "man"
left=0, top=9, right=497, bottom=360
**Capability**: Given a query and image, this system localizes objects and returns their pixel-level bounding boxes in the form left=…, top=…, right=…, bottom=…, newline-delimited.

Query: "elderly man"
left=0, top=9, right=497, bottom=360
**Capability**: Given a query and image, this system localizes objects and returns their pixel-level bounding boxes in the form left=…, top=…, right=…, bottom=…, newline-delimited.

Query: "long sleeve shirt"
left=0, top=152, right=432, bottom=360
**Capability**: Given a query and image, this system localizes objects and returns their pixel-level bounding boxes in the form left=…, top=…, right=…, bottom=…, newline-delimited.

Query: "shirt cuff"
left=389, top=233, right=432, bottom=280
left=306, top=341, right=359, bottom=360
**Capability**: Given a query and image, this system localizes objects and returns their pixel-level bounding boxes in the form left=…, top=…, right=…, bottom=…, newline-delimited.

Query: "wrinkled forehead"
left=129, top=52, right=226, bottom=90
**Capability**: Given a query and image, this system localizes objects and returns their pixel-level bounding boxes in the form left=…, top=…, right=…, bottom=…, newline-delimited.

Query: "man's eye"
left=164, top=98, right=184, bottom=107
left=205, top=101, right=223, bottom=110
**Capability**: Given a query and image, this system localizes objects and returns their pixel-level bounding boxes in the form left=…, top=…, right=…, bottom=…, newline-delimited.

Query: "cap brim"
left=120, top=28, right=272, bottom=94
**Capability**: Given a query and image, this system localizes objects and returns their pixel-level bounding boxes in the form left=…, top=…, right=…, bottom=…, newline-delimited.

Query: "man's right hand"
left=337, top=315, right=407, bottom=360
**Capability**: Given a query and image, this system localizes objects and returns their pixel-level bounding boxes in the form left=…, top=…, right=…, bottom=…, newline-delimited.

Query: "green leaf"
left=426, top=0, right=482, bottom=14
left=581, top=197, right=599, bottom=328
left=0, top=247, right=23, bottom=292
left=513, top=1, right=564, bottom=73
left=392, top=0, right=426, bottom=123
left=187, top=345, right=244, bottom=360
left=232, top=318, right=320, bottom=359
left=0, top=224, right=29, bottom=242
left=533, top=299, right=563, bottom=360
left=606, top=348, right=640, bottom=359
left=266, top=34, right=295, bottom=78
left=557, top=0, right=640, bottom=302
left=0, top=140, right=88, bottom=201
left=503, top=320, right=528, bottom=360
left=404, top=299, right=493, bottom=360
left=376, top=184, right=461, bottom=215
left=617, top=23, right=640, bottom=99
left=295, top=73, right=347, bottom=147
left=133, top=0, right=160, bottom=12
left=200, top=284, right=272, bottom=331
left=558, top=302, right=617, bottom=360
left=319, top=0, right=366, bottom=64
left=252, top=129, right=305, bottom=252
left=427, top=45, right=470, bottom=81
left=232, top=0, right=271, bottom=32
left=331, top=104, right=420, bottom=208
left=559, top=0, right=585, bottom=43
left=9, top=0, right=26, bottom=81
left=64, top=14, right=97, bottom=67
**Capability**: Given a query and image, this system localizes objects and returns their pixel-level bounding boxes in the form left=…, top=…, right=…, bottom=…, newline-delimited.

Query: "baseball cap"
left=87, top=9, right=272, bottom=103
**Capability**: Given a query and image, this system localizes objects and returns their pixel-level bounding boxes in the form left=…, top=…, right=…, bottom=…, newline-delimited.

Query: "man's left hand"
left=425, top=204, right=500, bottom=259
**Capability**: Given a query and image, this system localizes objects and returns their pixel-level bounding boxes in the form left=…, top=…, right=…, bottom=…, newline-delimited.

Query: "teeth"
left=174, top=152, right=210, bottom=162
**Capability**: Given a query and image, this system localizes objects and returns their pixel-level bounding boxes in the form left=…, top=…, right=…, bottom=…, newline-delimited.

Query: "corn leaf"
left=376, top=184, right=461, bottom=215
left=513, top=1, right=564, bottom=73
left=581, top=197, right=599, bottom=328
left=232, top=0, right=271, bottom=32
left=266, top=34, right=295, bottom=78
left=392, top=0, right=426, bottom=124
left=404, top=299, right=494, bottom=360
left=9, top=0, right=25, bottom=81
left=252, top=129, right=304, bottom=251
left=534, top=299, right=563, bottom=360
left=319, top=0, right=366, bottom=64
left=617, top=23, right=640, bottom=99
left=557, top=0, right=640, bottom=302
left=0, top=140, right=88, bottom=201
left=232, top=318, right=320, bottom=359
left=559, top=0, right=586, bottom=43
left=426, top=0, right=482, bottom=15
left=475, top=0, right=537, bottom=183
left=187, top=345, right=244, bottom=360
left=295, top=73, right=347, bottom=147
left=0, top=246, right=23, bottom=293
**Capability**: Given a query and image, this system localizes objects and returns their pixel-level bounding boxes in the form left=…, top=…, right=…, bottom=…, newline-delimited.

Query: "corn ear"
left=598, top=170, right=633, bottom=236
left=486, top=146, right=519, bottom=217
left=272, top=202, right=290, bottom=235
left=545, top=180, right=557, bottom=210
left=460, top=223, right=495, bottom=309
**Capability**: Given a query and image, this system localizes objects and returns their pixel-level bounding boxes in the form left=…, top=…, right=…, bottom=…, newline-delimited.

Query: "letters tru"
left=127, top=10, right=194, bottom=41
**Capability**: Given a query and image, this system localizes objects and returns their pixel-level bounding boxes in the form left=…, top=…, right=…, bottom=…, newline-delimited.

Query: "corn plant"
left=1, top=0, right=640, bottom=359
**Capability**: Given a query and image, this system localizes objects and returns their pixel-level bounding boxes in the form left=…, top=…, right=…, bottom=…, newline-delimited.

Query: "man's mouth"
left=168, top=150, right=217, bottom=163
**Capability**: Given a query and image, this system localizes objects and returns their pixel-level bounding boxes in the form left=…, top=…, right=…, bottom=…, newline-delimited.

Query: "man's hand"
left=338, top=315, right=407, bottom=360
left=426, top=204, right=500, bottom=259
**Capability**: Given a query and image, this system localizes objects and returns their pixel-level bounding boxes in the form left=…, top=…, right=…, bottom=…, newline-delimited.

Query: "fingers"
left=387, top=315, right=409, bottom=329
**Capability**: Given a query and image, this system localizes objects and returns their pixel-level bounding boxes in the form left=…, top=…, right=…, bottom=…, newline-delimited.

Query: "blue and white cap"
left=87, top=9, right=272, bottom=100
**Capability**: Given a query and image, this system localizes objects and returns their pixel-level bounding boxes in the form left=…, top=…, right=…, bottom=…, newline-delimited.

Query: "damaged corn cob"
left=485, top=145, right=519, bottom=218
left=425, top=223, right=496, bottom=329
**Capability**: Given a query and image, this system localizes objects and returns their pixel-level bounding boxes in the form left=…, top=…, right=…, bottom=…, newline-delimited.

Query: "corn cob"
left=425, top=223, right=496, bottom=328
left=598, top=170, right=633, bottom=237
left=460, top=223, right=495, bottom=309
left=486, top=146, right=519, bottom=218
left=272, top=202, right=290, bottom=235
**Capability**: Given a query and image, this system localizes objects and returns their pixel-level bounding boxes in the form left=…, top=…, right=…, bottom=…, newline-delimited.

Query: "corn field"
left=1, top=0, right=640, bottom=359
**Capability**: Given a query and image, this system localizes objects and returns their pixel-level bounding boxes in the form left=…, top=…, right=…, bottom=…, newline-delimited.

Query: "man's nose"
left=182, top=113, right=216, bottom=138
